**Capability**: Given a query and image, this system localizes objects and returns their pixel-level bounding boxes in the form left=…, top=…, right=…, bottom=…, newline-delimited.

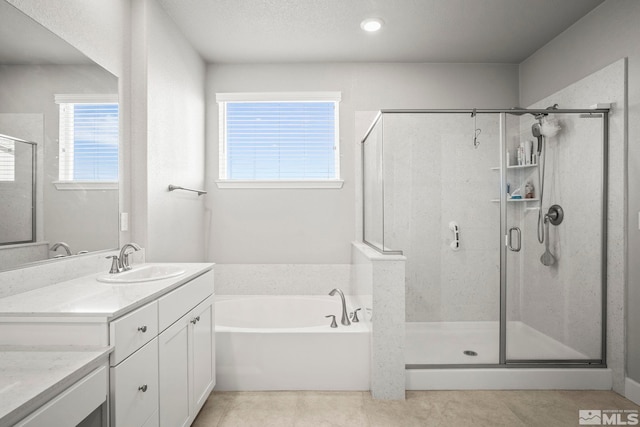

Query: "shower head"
left=532, top=122, right=543, bottom=155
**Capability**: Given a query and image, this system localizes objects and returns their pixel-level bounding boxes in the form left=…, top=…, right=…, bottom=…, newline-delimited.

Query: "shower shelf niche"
left=491, top=163, right=539, bottom=205
left=490, top=198, right=539, bottom=203
left=490, top=163, right=538, bottom=171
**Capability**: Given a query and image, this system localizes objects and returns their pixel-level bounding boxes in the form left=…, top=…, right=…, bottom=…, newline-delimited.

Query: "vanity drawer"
left=109, top=301, right=158, bottom=366
left=158, top=270, right=213, bottom=332
left=110, top=338, right=159, bottom=427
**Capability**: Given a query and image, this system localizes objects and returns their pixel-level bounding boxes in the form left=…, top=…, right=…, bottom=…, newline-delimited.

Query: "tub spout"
left=328, top=288, right=351, bottom=326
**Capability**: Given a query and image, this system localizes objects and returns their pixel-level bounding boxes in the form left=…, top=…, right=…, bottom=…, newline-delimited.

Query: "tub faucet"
left=118, top=243, right=142, bottom=271
left=50, top=242, right=72, bottom=256
left=329, top=288, right=351, bottom=326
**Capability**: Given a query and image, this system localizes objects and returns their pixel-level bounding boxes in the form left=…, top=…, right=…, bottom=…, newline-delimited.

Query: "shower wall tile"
left=519, top=59, right=625, bottom=392
left=213, top=264, right=352, bottom=295
left=350, top=242, right=374, bottom=318
left=371, top=255, right=406, bottom=400
left=351, top=242, right=406, bottom=400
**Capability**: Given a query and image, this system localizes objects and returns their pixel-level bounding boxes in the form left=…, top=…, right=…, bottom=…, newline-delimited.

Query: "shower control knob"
left=547, top=204, right=564, bottom=225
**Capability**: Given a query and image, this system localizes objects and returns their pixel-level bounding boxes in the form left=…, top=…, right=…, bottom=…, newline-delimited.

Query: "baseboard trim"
left=625, top=377, right=640, bottom=405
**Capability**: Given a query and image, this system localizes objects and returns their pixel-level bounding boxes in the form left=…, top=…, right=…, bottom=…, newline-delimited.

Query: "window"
left=55, top=94, right=119, bottom=189
left=216, top=92, right=342, bottom=188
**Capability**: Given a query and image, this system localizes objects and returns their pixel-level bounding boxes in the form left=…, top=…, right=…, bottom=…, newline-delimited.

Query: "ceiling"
left=158, top=0, right=604, bottom=64
left=0, top=1, right=91, bottom=65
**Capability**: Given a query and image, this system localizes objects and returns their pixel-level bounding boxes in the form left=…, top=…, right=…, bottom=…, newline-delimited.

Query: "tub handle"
left=325, top=315, right=338, bottom=328
left=350, top=308, right=361, bottom=323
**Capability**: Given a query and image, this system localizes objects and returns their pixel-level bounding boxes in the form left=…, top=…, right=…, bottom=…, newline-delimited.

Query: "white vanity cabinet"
left=0, top=264, right=215, bottom=427
left=158, top=283, right=215, bottom=427
left=109, top=269, right=215, bottom=427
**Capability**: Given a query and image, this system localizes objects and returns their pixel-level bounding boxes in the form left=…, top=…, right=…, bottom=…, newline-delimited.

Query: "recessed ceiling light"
left=360, top=18, right=384, bottom=32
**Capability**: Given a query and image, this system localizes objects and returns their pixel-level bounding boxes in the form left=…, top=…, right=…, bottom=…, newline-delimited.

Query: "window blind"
left=57, top=97, right=119, bottom=182
left=219, top=96, right=340, bottom=180
left=0, top=136, right=15, bottom=182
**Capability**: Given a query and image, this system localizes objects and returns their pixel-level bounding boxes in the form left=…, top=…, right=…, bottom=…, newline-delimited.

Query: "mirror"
left=0, top=1, right=119, bottom=271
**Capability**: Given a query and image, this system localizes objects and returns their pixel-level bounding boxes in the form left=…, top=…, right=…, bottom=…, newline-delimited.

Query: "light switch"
left=120, top=212, right=129, bottom=232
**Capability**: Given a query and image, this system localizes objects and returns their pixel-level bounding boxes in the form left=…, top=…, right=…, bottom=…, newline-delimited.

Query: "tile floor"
left=193, top=390, right=640, bottom=427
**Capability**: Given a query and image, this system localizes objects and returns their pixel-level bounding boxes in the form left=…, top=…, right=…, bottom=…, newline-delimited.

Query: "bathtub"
left=215, top=295, right=371, bottom=391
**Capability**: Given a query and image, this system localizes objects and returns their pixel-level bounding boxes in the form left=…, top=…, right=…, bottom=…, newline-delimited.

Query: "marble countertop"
left=0, top=263, right=214, bottom=319
left=0, top=345, right=112, bottom=427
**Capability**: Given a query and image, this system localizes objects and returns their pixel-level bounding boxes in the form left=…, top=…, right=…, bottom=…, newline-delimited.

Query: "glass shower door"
left=503, top=111, right=605, bottom=364
left=380, top=112, right=502, bottom=366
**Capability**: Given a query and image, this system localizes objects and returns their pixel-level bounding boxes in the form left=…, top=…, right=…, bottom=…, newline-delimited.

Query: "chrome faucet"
left=329, top=288, right=351, bottom=326
left=118, top=243, right=142, bottom=271
left=50, top=242, right=72, bottom=256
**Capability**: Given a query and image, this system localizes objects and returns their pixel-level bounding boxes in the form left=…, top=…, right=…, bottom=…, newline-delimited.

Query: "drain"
left=463, top=350, right=478, bottom=356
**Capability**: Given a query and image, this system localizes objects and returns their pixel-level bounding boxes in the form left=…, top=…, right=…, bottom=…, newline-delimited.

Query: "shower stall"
left=361, top=108, right=609, bottom=369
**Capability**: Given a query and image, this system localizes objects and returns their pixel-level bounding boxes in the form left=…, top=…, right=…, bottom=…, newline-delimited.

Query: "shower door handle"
left=507, top=227, right=521, bottom=252
left=449, top=221, right=460, bottom=251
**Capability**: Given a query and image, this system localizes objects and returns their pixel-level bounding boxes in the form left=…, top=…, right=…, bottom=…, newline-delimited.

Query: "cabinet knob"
left=138, top=384, right=148, bottom=392
left=190, top=318, right=197, bottom=324
left=196, top=316, right=200, bottom=322
left=137, top=326, right=147, bottom=333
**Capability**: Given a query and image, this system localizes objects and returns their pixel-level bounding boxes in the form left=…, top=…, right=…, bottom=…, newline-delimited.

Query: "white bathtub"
left=215, top=295, right=371, bottom=391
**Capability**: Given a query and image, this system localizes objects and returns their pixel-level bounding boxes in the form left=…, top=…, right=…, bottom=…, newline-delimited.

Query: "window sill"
left=215, top=179, right=344, bottom=189
left=53, top=181, right=118, bottom=191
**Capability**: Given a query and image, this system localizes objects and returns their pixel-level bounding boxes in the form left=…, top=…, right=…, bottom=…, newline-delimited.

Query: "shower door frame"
left=0, top=134, right=37, bottom=246
left=361, top=108, right=610, bottom=370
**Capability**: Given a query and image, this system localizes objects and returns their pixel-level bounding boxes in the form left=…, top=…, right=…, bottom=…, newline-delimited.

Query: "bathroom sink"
left=97, top=264, right=186, bottom=284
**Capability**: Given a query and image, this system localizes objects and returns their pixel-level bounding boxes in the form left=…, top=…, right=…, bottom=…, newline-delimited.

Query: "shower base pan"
left=405, top=321, right=611, bottom=390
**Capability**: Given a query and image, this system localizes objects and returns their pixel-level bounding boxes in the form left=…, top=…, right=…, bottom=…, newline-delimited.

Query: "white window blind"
left=56, top=94, right=119, bottom=182
left=0, top=136, right=15, bottom=182
left=217, top=92, right=341, bottom=182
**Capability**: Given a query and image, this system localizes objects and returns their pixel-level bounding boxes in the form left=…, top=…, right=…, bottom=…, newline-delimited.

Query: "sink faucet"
left=50, top=242, right=72, bottom=256
left=329, top=288, right=351, bottom=326
left=118, top=243, right=142, bottom=271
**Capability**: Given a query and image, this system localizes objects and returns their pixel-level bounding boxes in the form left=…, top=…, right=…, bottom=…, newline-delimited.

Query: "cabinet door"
left=158, top=315, right=191, bottom=427
left=158, top=295, right=215, bottom=427
left=191, top=296, right=215, bottom=413
left=110, top=339, right=159, bottom=427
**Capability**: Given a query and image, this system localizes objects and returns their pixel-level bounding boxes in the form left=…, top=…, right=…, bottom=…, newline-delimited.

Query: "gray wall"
left=206, top=63, right=519, bottom=264
left=519, top=0, right=640, bottom=383
left=131, top=0, right=206, bottom=262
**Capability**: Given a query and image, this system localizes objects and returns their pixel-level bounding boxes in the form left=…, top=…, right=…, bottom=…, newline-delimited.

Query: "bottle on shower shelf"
left=524, top=140, right=533, bottom=165
left=525, top=181, right=535, bottom=199
left=517, top=143, right=523, bottom=165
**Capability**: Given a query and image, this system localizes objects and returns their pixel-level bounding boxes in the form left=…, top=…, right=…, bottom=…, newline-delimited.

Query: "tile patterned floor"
left=193, top=390, right=640, bottom=427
